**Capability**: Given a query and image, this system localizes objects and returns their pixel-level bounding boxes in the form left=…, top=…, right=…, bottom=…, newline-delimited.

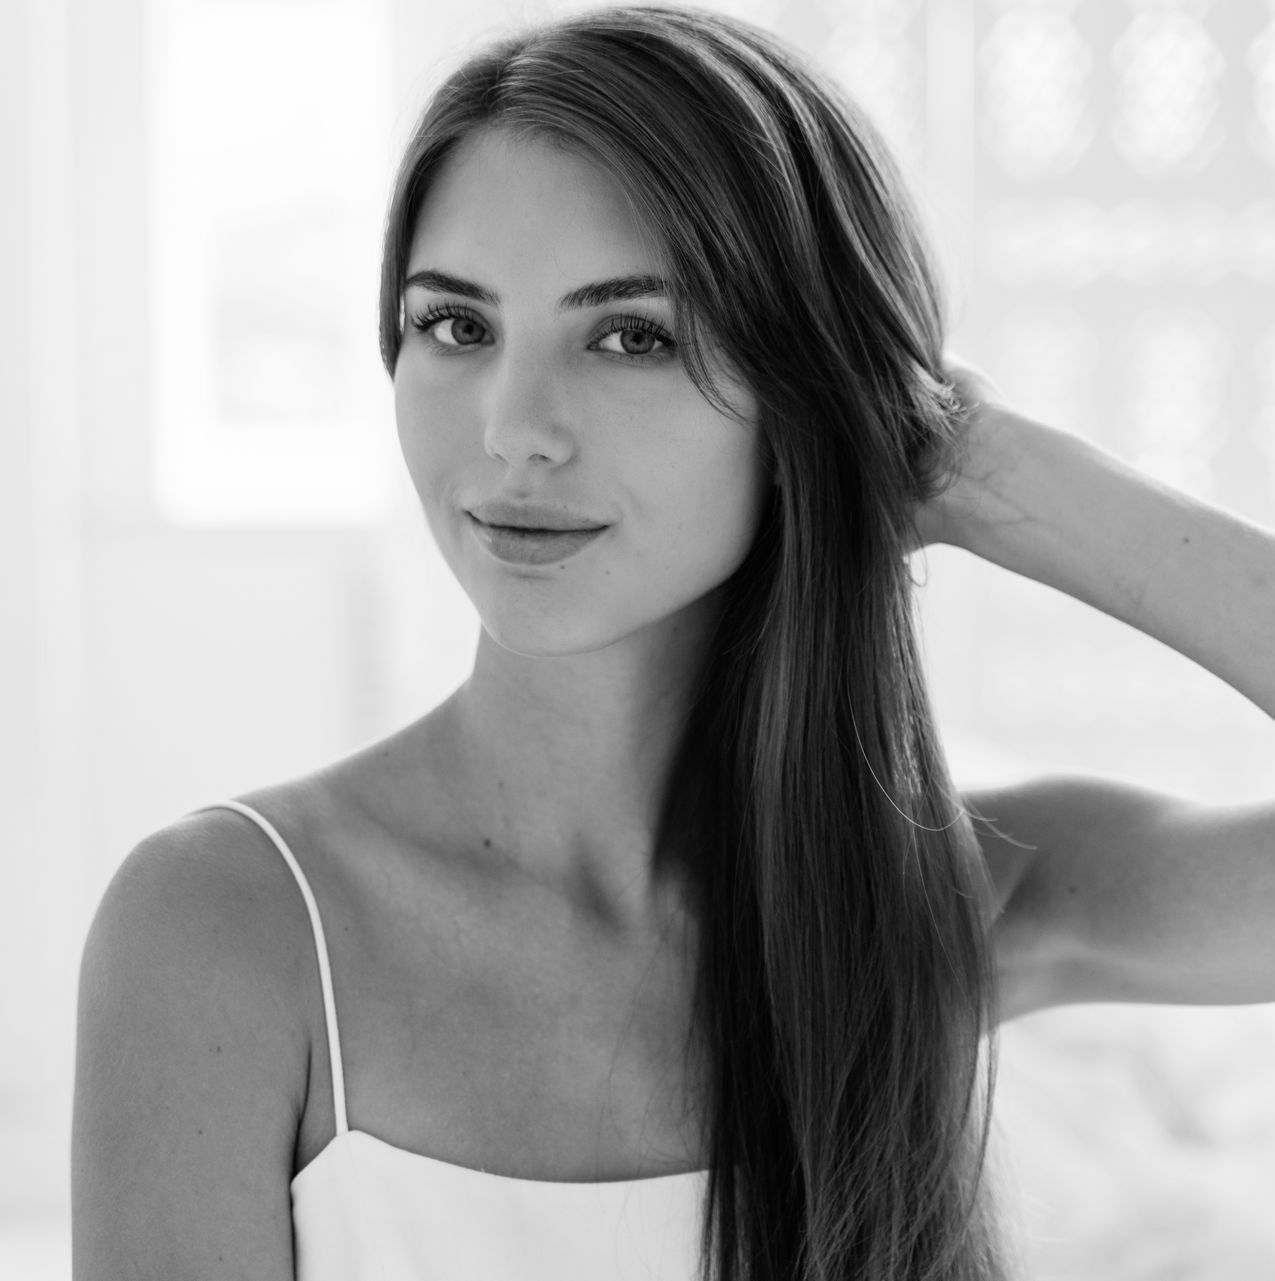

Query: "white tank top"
left=198, top=799, right=709, bottom=1280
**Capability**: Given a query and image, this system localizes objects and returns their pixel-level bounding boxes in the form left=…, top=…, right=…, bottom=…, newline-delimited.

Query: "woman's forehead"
left=407, top=129, right=666, bottom=275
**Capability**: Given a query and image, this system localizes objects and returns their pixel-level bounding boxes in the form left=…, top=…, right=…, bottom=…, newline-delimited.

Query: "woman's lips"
left=468, top=514, right=607, bottom=566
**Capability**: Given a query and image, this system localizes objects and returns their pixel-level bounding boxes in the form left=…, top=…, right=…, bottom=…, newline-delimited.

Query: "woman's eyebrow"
left=403, top=267, right=669, bottom=312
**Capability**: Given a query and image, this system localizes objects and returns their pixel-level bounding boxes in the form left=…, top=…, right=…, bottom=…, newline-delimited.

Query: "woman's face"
left=394, top=127, right=770, bottom=658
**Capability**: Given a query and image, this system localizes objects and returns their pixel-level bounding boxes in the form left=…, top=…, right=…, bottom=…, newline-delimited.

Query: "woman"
left=71, top=4, right=1275, bottom=1279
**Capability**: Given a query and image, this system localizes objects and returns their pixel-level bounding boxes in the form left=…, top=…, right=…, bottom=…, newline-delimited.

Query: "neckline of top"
left=293, top=1127, right=711, bottom=1192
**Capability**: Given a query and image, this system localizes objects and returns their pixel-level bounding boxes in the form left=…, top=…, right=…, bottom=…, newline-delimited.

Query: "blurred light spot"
left=980, top=3, right=1093, bottom=179
left=1249, top=6, right=1275, bottom=163
left=1111, top=6, right=1224, bottom=175
left=983, top=199, right=1275, bottom=284
left=986, top=304, right=1097, bottom=437
left=1125, top=309, right=1229, bottom=499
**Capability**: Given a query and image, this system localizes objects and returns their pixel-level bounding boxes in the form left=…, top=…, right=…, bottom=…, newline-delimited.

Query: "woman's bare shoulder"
left=79, top=802, right=319, bottom=1060
left=72, top=806, right=319, bottom=1275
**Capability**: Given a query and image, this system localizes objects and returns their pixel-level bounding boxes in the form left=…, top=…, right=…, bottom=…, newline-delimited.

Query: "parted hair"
left=378, top=5, right=1007, bottom=1278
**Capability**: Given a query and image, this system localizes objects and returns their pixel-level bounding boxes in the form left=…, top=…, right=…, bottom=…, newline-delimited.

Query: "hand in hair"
left=909, top=353, right=1275, bottom=724
left=906, top=353, right=1012, bottom=554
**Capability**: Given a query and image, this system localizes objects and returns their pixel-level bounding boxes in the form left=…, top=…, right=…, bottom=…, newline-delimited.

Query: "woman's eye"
left=406, top=304, right=675, bottom=362
left=594, top=318, right=676, bottom=360
left=409, top=305, right=487, bottom=349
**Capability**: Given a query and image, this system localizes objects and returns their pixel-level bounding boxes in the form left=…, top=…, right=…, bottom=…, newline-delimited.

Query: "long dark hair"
left=378, top=5, right=1006, bottom=1278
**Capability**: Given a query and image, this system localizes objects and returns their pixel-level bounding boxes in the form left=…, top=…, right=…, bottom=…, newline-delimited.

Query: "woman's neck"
left=432, top=621, right=708, bottom=935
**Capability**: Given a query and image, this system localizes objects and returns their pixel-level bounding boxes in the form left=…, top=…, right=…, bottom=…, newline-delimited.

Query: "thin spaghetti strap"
left=191, top=800, right=349, bottom=1136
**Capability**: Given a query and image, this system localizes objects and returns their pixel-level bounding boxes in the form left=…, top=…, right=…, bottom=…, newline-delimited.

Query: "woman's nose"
left=481, top=351, right=575, bottom=468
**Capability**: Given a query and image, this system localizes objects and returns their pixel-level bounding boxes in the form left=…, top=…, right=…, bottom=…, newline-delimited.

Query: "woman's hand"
left=905, top=349, right=1275, bottom=722
left=907, top=353, right=1017, bottom=555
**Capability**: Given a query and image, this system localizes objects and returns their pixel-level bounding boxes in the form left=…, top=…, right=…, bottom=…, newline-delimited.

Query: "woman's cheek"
left=396, top=379, right=467, bottom=489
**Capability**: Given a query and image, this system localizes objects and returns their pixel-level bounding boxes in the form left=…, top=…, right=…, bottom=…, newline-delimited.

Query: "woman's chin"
left=476, top=611, right=627, bottom=660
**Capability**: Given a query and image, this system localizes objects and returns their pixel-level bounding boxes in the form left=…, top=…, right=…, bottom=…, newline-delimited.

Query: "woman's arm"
left=927, top=361, right=1275, bottom=719
left=919, top=362, right=1275, bottom=1017
left=72, top=814, right=309, bottom=1279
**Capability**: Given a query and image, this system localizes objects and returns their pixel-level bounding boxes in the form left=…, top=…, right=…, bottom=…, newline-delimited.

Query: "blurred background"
left=4, top=0, right=1275, bottom=1275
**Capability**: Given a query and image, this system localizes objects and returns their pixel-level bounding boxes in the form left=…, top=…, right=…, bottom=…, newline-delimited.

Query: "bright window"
left=146, top=0, right=397, bottom=524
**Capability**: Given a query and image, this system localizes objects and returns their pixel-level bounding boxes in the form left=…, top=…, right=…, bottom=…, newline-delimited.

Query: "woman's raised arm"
left=916, top=362, right=1275, bottom=1019
left=925, top=358, right=1275, bottom=720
